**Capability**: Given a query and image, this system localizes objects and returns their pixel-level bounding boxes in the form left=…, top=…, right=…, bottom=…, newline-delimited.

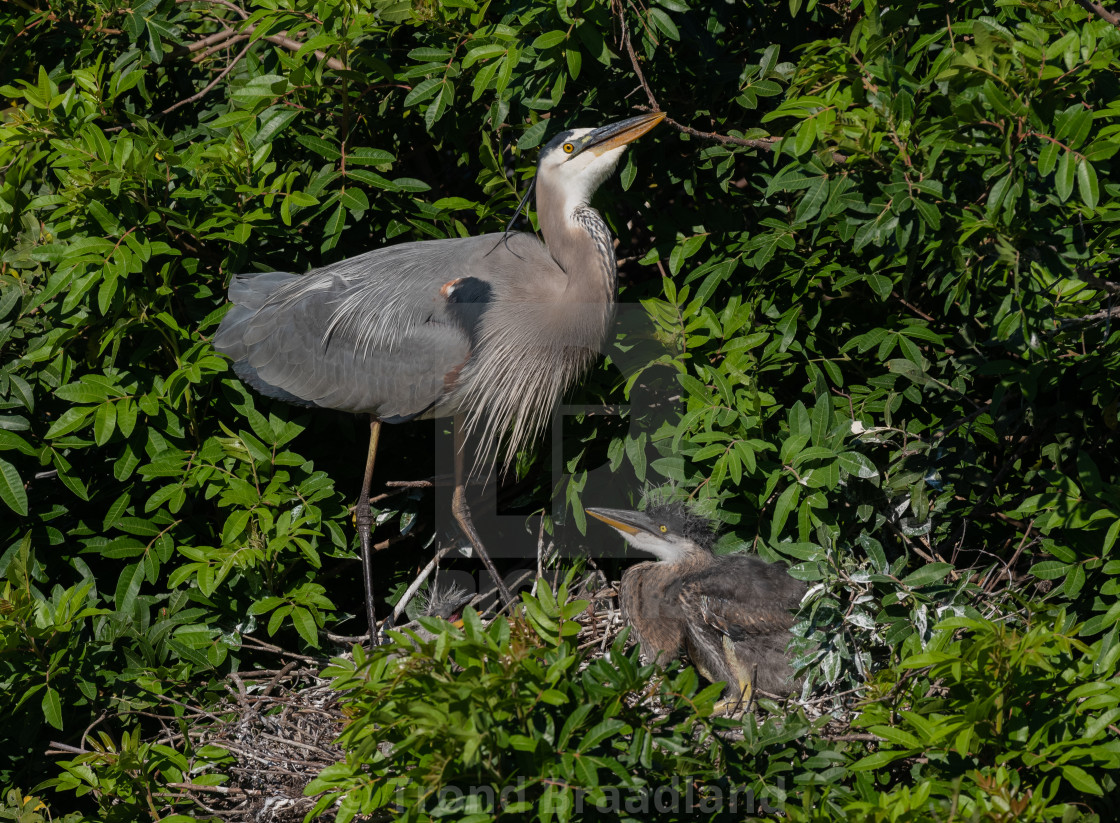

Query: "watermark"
left=408, top=776, right=787, bottom=817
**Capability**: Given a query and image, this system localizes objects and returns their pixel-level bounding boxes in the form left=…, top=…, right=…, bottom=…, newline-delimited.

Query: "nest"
left=152, top=574, right=632, bottom=822
left=52, top=569, right=852, bottom=822
left=146, top=663, right=346, bottom=823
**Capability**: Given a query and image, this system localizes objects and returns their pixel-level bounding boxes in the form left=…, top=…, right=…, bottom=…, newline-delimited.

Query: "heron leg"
left=714, top=635, right=753, bottom=714
left=451, top=415, right=515, bottom=607
left=356, top=416, right=381, bottom=646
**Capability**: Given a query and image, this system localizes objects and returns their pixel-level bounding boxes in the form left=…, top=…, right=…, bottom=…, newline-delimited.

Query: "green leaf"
left=297, top=133, right=341, bottom=160
left=900, top=562, right=953, bottom=587
left=291, top=606, right=320, bottom=647
left=837, top=452, right=877, bottom=479
left=532, top=30, right=567, bottom=50
left=408, top=47, right=451, bottom=61
left=1037, top=139, right=1059, bottom=176
left=340, top=187, right=370, bottom=213
left=463, top=44, right=506, bottom=68
left=771, top=483, right=800, bottom=539
left=45, top=406, right=94, bottom=438
left=114, top=562, right=143, bottom=610
left=648, top=8, right=680, bottom=40
left=517, top=119, right=549, bottom=150
left=1055, top=149, right=1074, bottom=201
left=578, top=719, right=626, bottom=751
left=42, top=688, right=63, bottom=730
left=1062, top=764, right=1102, bottom=795
left=55, top=381, right=113, bottom=403
left=93, top=402, right=117, bottom=446
left=566, top=48, right=581, bottom=79
left=0, top=458, right=28, bottom=516
left=1076, top=158, right=1099, bottom=209
left=348, top=147, right=395, bottom=165
left=849, top=749, right=910, bottom=771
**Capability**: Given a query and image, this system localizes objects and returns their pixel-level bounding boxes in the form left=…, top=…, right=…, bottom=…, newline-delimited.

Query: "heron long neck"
left=539, top=197, right=618, bottom=305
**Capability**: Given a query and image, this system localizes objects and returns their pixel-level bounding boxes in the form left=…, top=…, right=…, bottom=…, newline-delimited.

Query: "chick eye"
left=659, top=525, right=668, bottom=533
left=563, top=142, right=575, bottom=153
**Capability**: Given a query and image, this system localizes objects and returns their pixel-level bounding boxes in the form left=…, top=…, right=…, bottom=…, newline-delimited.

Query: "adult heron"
left=587, top=503, right=806, bottom=709
left=214, top=112, right=665, bottom=643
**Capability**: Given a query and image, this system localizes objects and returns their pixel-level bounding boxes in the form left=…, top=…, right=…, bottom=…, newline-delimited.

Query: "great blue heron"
left=213, top=112, right=665, bottom=643
left=587, top=503, right=806, bottom=709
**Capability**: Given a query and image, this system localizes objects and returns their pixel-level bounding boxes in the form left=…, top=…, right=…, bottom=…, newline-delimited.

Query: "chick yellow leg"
left=714, top=635, right=753, bottom=713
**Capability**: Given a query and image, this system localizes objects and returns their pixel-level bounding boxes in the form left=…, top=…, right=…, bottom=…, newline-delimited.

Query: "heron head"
left=586, top=502, right=715, bottom=563
left=536, top=112, right=665, bottom=209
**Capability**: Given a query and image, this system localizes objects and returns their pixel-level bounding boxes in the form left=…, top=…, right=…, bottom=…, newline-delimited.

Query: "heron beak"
left=586, top=506, right=658, bottom=537
left=584, top=112, right=666, bottom=156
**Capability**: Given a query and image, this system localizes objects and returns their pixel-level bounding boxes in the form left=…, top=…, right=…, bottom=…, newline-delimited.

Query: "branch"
left=262, top=29, right=345, bottom=71
left=632, top=103, right=782, bottom=152
left=191, top=33, right=248, bottom=63
left=160, top=38, right=253, bottom=115
left=1077, top=262, right=1120, bottom=296
left=175, top=0, right=345, bottom=70
left=1050, top=302, right=1120, bottom=334
left=1074, top=0, right=1120, bottom=27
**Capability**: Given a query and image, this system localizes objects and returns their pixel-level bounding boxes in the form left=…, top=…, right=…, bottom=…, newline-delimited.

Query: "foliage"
left=832, top=609, right=1120, bottom=822
left=36, top=729, right=231, bottom=823
left=1, top=0, right=1119, bottom=816
left=315, top=581, right=1120, bottom=823
left=0, top=788, right=81, bottom=823
left=309, top=578, right=827, bottom=822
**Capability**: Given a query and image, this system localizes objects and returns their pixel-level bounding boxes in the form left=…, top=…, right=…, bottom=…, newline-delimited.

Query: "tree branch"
left=1074, top=0, right=1120, bottom=27
left=175, top=0, right=345, bottom=70
left=161, top=38, right=253, bottom=115
left=1051, top=303, right=1120, bottom=333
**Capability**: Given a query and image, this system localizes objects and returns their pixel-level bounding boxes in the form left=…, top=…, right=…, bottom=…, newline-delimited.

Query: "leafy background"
left=2, top=0, right=1119, bottom=819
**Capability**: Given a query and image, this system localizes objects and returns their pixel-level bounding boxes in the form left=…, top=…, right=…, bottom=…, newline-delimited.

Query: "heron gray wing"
left=214, top=232, right=550, bottom=420
left=678, top=556, right=806, bottom=642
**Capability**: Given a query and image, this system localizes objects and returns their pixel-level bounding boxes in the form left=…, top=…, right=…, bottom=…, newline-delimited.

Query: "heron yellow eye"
left=563, top=142, right=575, bottom=153
left=659, top=525, right=667, bottom=533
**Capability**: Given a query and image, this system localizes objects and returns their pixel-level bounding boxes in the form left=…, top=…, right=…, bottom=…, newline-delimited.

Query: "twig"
left=165, top=783, right=258, bottom=796
left=240, top=634, right=323, bottom=664
left=322, top=630, right=370, bottom=643
left=160, top=38, right=252, bottom=115
left=46, top=741, right=89, bottom=755
left=171, top=1, right=344, bottom=74
left=185, top=26, right=239, bottom=55
left=891, top=291, right=936, bottom=323
left=191, top=33, right=248, bottom=63
left=1050, top=303, right=1120, bottom=333
left=385, top=478, right=437, bottom=488
left=262, top=30, right=344, bottom=71
left=988, top=519, right=1036, bottom=593
left=885, top=519, right=939, bottom=565
left=1074, top=0, right=1120, bottom=27
left=611, top=0, right=778, bottom=153
left=260, top=660, right=299, bottom=699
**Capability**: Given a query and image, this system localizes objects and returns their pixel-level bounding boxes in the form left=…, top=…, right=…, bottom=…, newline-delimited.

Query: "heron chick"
left=587, top=503, right=806, bottom=708
left=214, top=113, right=665, bottom=643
